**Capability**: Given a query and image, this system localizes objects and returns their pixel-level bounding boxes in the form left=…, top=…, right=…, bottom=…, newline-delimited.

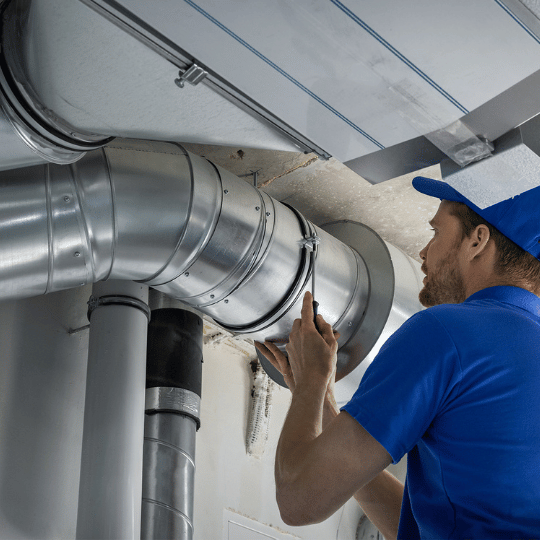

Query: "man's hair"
left=449, top=201, right=540, bottom=293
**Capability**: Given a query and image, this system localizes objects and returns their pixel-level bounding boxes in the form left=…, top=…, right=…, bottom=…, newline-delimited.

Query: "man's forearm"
left=322, top=390, right=339, bottom=429
left=323, top=395, right=402, bottom=540
left=276, top=382, right=327, bottom=486
left=353, top=470, right=403, bottom=540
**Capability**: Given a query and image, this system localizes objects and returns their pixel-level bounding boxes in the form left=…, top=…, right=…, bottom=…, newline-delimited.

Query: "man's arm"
left=256, top=293, right=401, bottom=535
left=324, top=396, right=403, bottom=540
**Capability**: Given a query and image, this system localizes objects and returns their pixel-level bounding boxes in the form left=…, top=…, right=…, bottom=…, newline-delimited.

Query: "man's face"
left=418, top=201, right=467, bottom=308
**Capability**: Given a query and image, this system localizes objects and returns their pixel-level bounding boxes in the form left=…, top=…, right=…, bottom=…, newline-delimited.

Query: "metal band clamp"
left=87, top=294, right=151, bottom=322
left=145, top=387, right=201, bottom=430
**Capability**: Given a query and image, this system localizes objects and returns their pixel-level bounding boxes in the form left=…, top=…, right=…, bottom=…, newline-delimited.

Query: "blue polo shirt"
left=342, top=286, right=540, bottom=539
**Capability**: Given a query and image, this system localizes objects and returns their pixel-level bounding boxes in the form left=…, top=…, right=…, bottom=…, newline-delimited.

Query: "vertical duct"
left=142, top=291, right=204, bottom=540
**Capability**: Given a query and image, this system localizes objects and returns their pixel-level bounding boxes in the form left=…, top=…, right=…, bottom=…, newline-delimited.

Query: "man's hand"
left=285, top=291, right=338, bottom=391
left=255, top=340, right=296, bottom=391
left=255, top=292, right=339, bottom=395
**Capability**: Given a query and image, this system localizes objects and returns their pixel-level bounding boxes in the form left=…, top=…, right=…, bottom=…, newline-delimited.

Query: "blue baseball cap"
left=412, top=176, right=540, bottom=261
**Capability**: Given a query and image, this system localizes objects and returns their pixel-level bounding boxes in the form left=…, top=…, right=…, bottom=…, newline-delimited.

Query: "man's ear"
left=466, top=224, right=491, bottom=260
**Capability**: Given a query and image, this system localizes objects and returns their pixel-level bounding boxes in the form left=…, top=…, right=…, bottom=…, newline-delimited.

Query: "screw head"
left=64, top=196, right=70, bottom=203
left=224, top=299, right=229, bottom=304
left=74, top=251, right=81, bottom=257
left=224, top=189, right=229, bottom=194
left=348, top=321, right=353, bottom=327
left=255, top=206, right=260, bottom=211
left=185, top=272, right=189, bottom=277
left=266, top=212, right=271, bottom=216
left=210, top=294, right=215, bottom=299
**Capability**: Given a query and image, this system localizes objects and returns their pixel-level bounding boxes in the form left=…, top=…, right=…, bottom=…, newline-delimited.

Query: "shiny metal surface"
left=145, top=387, right=201, bottom=420
left=148, top=288, right=196, bottom=312
left=2, top=0, right=303, bottom=153
left=0, top=286, right=90, bottom=540
left=325, top=226, right=424, bottom=408
left=0, top=139, right=417, bottom=385
left=0, top=3, right=112, bottom=165
left=142, top=412, right=197, bottom=540
left=76, top=280, right=149, bottom=540
left=0, top=106, right=48, bottom=171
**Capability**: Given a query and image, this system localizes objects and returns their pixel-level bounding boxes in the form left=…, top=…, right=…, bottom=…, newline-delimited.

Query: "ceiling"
left=181, top=142, right=441, bottom=264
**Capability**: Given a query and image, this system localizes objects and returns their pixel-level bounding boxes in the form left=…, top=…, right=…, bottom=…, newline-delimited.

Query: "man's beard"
left=419, top=250, right=467, bottom=308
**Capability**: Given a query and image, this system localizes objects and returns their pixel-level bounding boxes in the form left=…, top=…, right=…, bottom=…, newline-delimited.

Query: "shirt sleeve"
left=342, top=309, right=462, bottom=463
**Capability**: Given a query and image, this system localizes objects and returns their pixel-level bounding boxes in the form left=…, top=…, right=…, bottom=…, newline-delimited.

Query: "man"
left=255, top=176, right=540, bottom=539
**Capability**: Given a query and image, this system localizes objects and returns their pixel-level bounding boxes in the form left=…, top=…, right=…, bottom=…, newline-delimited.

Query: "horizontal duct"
left=0, top=139, right=423, bottom=389
left=0, top=0, right=312, bottom=169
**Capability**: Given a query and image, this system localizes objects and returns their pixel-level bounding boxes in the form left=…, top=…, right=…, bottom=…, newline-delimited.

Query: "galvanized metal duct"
left=0, top=138, right=422, bottom=387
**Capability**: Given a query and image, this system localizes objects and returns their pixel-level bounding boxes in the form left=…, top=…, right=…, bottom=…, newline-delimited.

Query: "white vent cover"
left=223, top=510, right=300, bottom=540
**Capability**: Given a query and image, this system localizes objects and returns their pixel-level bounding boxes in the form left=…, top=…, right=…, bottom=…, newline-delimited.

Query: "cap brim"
left=412, top=177, right=466, bottom=203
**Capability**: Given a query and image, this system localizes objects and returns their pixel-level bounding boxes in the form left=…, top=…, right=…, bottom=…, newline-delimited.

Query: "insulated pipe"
left=142, top=297, right=204, bottom=540
left=76, top=280, right=149, bottom=540
left=0, top=0, right=303, bottom=161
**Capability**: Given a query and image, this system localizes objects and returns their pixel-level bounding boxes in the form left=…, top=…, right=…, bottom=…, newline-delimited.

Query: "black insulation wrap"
left=146, top=309, right=203, bottom=397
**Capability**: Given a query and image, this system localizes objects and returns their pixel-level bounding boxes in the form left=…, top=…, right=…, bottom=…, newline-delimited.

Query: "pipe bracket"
left=87, top=294, right=151, bottom=322
left=174, top=63, right=208, bottom=89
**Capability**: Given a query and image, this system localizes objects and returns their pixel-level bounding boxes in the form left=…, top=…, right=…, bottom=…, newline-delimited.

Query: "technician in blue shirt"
left=256, top=177, right=540, bottom=539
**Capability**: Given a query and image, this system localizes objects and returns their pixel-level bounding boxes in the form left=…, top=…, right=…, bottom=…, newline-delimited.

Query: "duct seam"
left=44, top=164, right=54, bottom=295
left=219, top=203, right=312, bottom=333
left=142, top=148, right=224, bottom=288
left=142, top=498, right=194, bottom=531
left=185, top=173, right=269, bottom=307
left=69, top=164, right=94, bottom=284
left=102, top=147, right=118, bottom=282
left=218, top=193, right=277, bottom=303
left=143, top=436, right=196, bottom=468
left=139, top=145, right=196, bottom=285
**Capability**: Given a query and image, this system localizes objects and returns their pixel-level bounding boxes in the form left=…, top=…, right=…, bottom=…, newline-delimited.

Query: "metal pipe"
left=143, top=302, right=203, bottom=540
left=0, top=106, right=48, bottom=171
left=0, top=139, right=380, bottom=378
left=76, top=280, right=149, bottom=540
left=0, top=138, right=423, bottom=389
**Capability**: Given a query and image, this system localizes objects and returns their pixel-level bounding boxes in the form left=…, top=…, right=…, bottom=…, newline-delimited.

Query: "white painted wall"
left=0, top=288, right=404, bottom=540
left=194, top=338, right=406, bottom=540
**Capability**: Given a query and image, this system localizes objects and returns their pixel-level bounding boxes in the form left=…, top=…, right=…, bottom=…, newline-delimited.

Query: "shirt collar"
left=465, top=286, right=540, bottom=318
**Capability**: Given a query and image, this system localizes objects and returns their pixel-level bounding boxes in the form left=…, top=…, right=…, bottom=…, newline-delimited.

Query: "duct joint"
left=87, top=294, right=152, bottom=322
left=0, top=3, right=114, bottom=164
left=300, top=233, right=321, bottom=252
left=145, top=387, right=201, bottom=429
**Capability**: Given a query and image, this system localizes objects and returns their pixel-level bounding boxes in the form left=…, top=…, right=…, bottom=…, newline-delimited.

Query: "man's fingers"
left=300, top=291, right=315, bottom=328
left=255, top=341, right=289, bottom=374
left=317, top=314, right=338, bottom=349
left=290, top=317, right=302, bottom=336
